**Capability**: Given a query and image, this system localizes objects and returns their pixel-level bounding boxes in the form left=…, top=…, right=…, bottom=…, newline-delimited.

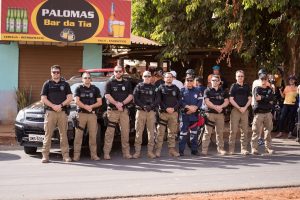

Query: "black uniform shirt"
left=157, top=84, right=180, bottom=111
left=229, top=83, right=251, bottom=107
left=133, top=82, right=157, bottom=109
left=253, top=86, right=274, bottom=113
left=74, top=84, right=101, bottom=111
left=204, top=87, right=229, bottom=113
left=105, top=77, right=132, bottom=107
left=41, top=79, right=72, bottom=105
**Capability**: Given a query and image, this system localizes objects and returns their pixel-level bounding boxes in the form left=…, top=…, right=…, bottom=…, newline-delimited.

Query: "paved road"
left=0, top=138, right=300, bottom=200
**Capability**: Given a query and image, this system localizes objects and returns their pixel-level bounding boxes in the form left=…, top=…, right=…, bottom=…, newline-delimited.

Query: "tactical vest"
left=136, top=83, right=156, bottom=105
left=107, top=79, right=131, bottom=107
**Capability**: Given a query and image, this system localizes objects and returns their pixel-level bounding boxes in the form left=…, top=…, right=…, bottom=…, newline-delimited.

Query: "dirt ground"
left=113, top=187, right=300, bottom=200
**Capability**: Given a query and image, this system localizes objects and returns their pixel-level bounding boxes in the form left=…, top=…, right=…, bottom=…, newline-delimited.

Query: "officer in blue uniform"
left=179, top=74, right=204, bottom=156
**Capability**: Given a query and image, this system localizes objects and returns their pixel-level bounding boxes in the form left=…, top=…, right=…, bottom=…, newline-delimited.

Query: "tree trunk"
left=283, top=33, right=300, bottom=82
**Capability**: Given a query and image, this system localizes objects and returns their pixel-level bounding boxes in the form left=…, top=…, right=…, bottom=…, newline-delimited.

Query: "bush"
left=15, top=86, right=32, bottom=111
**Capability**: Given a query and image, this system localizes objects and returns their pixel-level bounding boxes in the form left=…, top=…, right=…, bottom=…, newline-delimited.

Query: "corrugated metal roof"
left=131, top=34, right=160, bottom=46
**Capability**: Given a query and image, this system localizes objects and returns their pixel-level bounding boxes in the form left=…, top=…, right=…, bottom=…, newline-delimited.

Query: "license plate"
left=28, top=134, right=45, bottom=142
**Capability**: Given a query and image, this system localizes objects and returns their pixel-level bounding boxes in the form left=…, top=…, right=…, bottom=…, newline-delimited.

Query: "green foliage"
left=132, top=0, right=300, bottom=72
left=15, top=86, right=32, bottom=111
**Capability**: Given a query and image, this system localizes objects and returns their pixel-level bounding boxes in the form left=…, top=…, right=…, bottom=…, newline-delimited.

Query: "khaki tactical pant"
left=251, top=112, right=273, bottom=150
left=134, top=110, right=156, bottom=153
left=202, top=113, right=225, bottom=153
left=155, top=112, right=178, bottom=150
left=103, top=109, right=130, bottom=155
left=42, top=111, right=69, bottom=158
left=73, top=113, right=98, bottom=157
left=229, top=108, right=249, bottom=152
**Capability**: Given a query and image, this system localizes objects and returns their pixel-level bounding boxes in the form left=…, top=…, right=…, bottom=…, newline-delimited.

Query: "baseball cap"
left=259, top=73, right=267, bottom=80
left=170, top=71, right=177, bottom=78
left=143, top=71, right=151, bottom=77
left=185, top=74, right=194, bottom=80
left=212, top=65, right=220, bottom=70
left=258, top=68, right=267, bottom=76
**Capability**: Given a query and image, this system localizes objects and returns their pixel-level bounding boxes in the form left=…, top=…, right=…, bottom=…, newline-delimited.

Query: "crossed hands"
left=116, top=102, right=124, bottom=111
left=185, top=105, right=198, bottom=115
left=213, top=105, right=223, bottom=114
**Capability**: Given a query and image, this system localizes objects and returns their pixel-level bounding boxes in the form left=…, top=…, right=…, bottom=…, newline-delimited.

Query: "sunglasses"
left=114, top=70, right=123, bottom=73
left=211, top=79, right=219, bottom=82
left=143, top=76, right=151, bottom=78
left=186, top=79, right=194, bottom=82
left=52, top=71, right=60, bottom=74
left=237, top=76, right=244, bottom=77
left=83, top=77, right=91, bottom=79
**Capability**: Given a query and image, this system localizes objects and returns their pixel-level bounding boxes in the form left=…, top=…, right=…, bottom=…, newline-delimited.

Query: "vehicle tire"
left=24, top=146, right=37, bottom=154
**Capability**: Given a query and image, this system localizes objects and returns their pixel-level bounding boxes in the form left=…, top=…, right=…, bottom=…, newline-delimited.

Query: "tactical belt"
left=45, top=107, right=66, bottom=112
left=136, top=107, right=155, bottom=111
left=254, top=110, right=271, bottom=114
left=136, top=107, right=143, bottom=111
left=107, top=120, right=118, bottom=129
left=205, top=118, right=215, bottom=127
left=158, top=118, right=168, bottom=127
left=159, top=109, right=178, bottom=113
left=107, top=107, right=118, bottom=111
left=78, top=110, right=96, bottom=114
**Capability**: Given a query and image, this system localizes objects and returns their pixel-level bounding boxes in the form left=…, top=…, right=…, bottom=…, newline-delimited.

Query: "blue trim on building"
left=0, top=42, right=19, bottom=122
left=0, top=42, right=19, bottom=90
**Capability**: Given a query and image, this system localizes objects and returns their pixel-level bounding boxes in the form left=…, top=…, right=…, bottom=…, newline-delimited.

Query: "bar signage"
left=0, top=0, right=131, bottom=44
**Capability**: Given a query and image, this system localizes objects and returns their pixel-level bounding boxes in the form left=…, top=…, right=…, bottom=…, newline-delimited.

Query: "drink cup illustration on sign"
left=60, top=28, right=76, bottom=42
left=112, top=21, right=125, bottom=37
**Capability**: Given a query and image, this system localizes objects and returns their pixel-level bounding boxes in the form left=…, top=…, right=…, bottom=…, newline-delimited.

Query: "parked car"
left=15, top=68, right=142, bottom=155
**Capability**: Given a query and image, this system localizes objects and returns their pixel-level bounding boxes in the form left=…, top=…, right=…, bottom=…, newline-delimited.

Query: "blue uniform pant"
left=179, top=119, right=198, bottom=153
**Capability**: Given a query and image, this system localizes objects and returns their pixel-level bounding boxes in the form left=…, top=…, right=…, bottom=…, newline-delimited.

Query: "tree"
left=220, top=0, right=300, bottom=77
left=132, top=0, right=223, bottom=60
left=132, top=0, right=300, bottom=77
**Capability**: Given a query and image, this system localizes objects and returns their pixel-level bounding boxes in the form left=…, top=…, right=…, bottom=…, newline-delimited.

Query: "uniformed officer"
left=179, top=74, right=204, bottom=156
left=73, top=72, right=102, bottom=161
left=251, top=73, right=275, bottom=155
left=228, top=70, right=252, bottom=155
left=202, top=75, right=229, bottom=155
left=155, top=72, right=181, bottom=157
left=40, top=65, right=73, bottom=163
left=103, top=66, right=133, bottom=160
left=133, top=71, right=157, bottom=159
